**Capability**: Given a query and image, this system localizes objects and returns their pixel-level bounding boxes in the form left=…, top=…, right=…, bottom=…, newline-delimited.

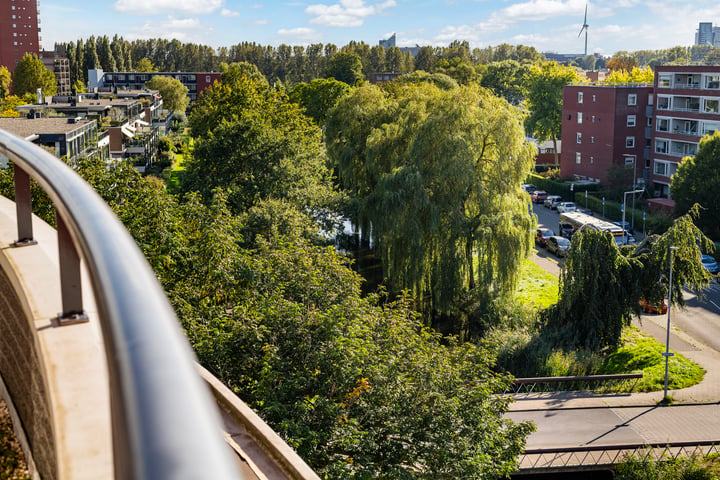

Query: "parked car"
left=522, top=184, right=536, bottom=193
left=535, top=228, right=555, bottom=248
left=531, top=190, right=548, bottom=203
left=577, top=208, right=594, bottom=216
left=640, top=297, right=668, bottom=315
left=543, top=195, right=562, bottom=208
left=558, top=222, right=574, bottom=239
left=546, top=236, right=571, bottom=257
left=556, top=202, right=577, bottom=213
left=701, top=254, right=719, bottom=274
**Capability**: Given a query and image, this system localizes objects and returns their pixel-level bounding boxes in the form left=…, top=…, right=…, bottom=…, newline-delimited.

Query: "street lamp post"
left=623, top=154, right=638, bottom=232
left=622, top=189, right=644, bottom=244
left=663, top=246, right=678, bottom=401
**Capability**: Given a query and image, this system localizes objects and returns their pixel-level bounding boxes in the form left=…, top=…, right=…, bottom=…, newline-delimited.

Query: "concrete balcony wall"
left=0, top=195, right=113, bottom=480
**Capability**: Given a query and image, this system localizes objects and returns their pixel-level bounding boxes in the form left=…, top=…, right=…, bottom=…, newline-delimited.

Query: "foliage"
left=615, top=453, right=718, bottom=480
left=514, top=259, right=559, bottom=310
left=325, top=51, right=364, bottom=85
left=183, top=67, right=343, bottom=230
left=604, top=66, right=654, bottom=84
left=480, top=60, right=530, bottom=105
left=288, top=78, right=350, bottom=125
left=432, top=58, right=480, bottom=85
left=393, top=70, right=458, bottom=90
left=0, top=403, right=29, bottom=480
left=135, top=57, right=156, bottom=72
left=0, top=66, right=11, bottom=99
left=606, top=55, right=639, bottom=72
left=0, top=95, right=27, bottom=117
left=11, top=53, right=57, bottom=97
left=543, top=205, right=713, bottom=351
left=523, top=62, right=582, bottom=164
left=326, top=82, right=535, bottom=321
left=145, top=75, right=189, bottom=113
left=72, top=79, right=86, bottom=93
left=671, top=131, right=720, bottom=240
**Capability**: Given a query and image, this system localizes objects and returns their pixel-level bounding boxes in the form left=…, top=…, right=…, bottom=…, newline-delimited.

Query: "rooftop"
left=0, top=117, right=94, bottom=139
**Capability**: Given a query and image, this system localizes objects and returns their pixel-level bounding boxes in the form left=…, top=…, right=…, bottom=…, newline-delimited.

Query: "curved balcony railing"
left=0, top=129, right=241, bottom=479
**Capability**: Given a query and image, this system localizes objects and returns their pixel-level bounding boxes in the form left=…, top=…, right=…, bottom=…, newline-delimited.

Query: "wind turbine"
left=578, top=3, right=589, bottom=57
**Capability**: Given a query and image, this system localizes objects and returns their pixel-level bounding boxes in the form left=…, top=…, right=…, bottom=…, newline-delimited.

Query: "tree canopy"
left=11, top=53, right=57, bottom=97
left=0, top=66, right=11, bottom=99
left=671, top=131, right=720, bottom=239
left=288, top=78, right=350, bottom=125
left=523, top=62, right=581, bottom=164
left=145, top=75, right=189, bottom=112
left=326, top=83, right=535, bottom=321
left=324, top=51, right=364, bottom=85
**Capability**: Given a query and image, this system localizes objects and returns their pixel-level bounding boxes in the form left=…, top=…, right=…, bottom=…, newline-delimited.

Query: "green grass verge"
left=514, top=257, right=559, bottom=310
left=599, top=326, right=705, bottom=392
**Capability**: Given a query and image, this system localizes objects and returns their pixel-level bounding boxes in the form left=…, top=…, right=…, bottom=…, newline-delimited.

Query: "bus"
left=558, top=211, right=630, bottom=245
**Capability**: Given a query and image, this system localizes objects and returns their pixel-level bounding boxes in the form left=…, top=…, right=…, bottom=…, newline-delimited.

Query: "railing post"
left=56, top=213, right=88, bottom=324
left=12, top=166, right=37, bottom=247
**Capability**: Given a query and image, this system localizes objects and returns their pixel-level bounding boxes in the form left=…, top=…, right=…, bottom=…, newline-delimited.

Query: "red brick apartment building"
left=561, top=83, right=652, bottom=185
left=650, top=66, right=720, bottom=204
left=0, top=0, right=40, bottom=72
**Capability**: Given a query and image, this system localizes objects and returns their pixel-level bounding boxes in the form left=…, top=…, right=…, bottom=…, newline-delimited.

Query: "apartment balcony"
left=0, top=129, right=319, bottom=480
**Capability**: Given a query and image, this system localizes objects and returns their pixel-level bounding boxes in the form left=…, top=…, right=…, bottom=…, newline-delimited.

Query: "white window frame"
left=578, top=91, right=584, bottom=103
left=577, top=112, right=583, bottom=124
left=576, top=132, right=582, bottom=144
left=655, top=139, right=668, bottom=154
left=628, top=93, right=637, bottom=106
left=575, top=152, right=582, bottom=164
left=626, top=136, right=635, bottom=148
left=627, top=115, right=636, bottom=127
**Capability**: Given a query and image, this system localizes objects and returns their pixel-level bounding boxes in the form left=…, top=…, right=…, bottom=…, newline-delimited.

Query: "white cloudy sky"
left=40, top=0, right=720, bottom=55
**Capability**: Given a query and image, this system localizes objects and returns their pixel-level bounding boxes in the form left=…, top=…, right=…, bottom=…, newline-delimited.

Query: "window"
left=576, top=132, right=582, bottom=144
left=655, top=139, right=668, bottom=154
left=575, top=152, right=582, bottom=164
left=657, top=96, right=670, bottom=110
left=592, top=95, right=596, bottom=102
left=657, top=118, right=669, bottom=132
left=654, top=160, right=677, bottom=177
left=658, top=74, right=672, bottom=87
left=703, top=121, right=719, bottom=136
left=591, top=115, right=596, bottom=123
left=590, top=156, right=594, bottom=164
left=627, top=115, right=636, bottom=127
left=591, top=136, right=595, bottom=143
left=628, top=94, right=637, bottom=106
left=206, top=75, right=211, bottom=82
left=577, top=112, right=583, bottom=124
left=704, top=99, right=719, bottom=113
left=578, top=91, right=584, bottom=103
left=624, top=155, right=636, bottom=166
left=626, top=136, right=635, bottom=148
left=706, top=75, right=720, bottom=89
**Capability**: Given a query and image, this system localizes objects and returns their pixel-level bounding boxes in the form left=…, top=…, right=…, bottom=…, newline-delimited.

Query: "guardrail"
left=518, top=440, right=720, bottom=472
left=505, top=373, right=643, bottom=394
left=0, top=129, right=241, bottom=479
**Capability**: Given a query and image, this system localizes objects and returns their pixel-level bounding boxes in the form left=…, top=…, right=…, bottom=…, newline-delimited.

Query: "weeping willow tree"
left=326, top=82, right=535, bottom=320
left=545, top=205, right=713, bottom=351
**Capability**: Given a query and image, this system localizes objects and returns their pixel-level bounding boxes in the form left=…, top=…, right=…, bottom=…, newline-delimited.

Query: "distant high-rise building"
left=379, top=33, right=396, bottom=49
left=696, top=22, right=715, bottom=46
left=0, top=0, right=41, bottom=72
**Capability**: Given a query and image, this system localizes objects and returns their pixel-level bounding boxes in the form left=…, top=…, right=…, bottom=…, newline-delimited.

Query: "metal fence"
left=505, top=373, right=643, bottom=395
left=0, top=129, right=241, bottom=479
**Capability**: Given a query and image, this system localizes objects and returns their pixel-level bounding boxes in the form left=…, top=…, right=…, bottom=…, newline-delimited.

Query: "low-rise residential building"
left=560, top=83, right=653, bottom=185
left=0, top=116, right=107, bottom=161
left=88, top=68, right=221, bottom=101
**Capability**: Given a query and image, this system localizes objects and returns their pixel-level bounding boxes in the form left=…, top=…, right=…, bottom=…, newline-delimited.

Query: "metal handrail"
left=0, top=129, right=241, bottom=479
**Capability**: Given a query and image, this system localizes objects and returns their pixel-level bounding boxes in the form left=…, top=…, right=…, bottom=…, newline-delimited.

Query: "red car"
left=535, top=228, right=555, bottom=248
left=531, top=190, right=548, bottom=203
left=640, top=297, right=668, bottom=315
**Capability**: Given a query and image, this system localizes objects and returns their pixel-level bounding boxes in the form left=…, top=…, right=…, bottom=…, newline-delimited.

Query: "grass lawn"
left=514, top=257, right=559, bottom=310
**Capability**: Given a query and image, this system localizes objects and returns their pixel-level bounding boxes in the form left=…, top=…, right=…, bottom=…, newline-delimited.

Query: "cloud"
left=277, top=27, right=322, bottom=41
left=221, top=8, right=240, bottom=17
left=113, top=0, right=222, bottom=15
left=127, top=16, right=210, bottom=43
left=254, top=19, right=269, bottom=25
left=306, top=0, right=396, bottom=27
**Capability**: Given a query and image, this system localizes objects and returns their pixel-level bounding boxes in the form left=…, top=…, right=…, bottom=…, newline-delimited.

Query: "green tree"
left=326, top=83, right=536, bottom=319
left=671, top=132, right=720, bottom=239
left=480, top=60, right=530, bottom=105
left=288, top=78, right=350, bottom=125
left=97, top=35, right=116, bottom=72
left=524, top=62, right=581, bottom=165
left=606, top=55, right=639, bottom=72
left=184, top=71, right=342, bottom=225
left=135, top=57, right=155, bottom=73
left=145, top=75, right=189, bottom=113
left=84, top=35, right=100, bottom=72
left=545, top=206, right=713, bottom=351
left=325, top=51, right=364, bottom=85
left=11, top=53, right=57, bottom=97
left=0, top=66, right=11, bottom=99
